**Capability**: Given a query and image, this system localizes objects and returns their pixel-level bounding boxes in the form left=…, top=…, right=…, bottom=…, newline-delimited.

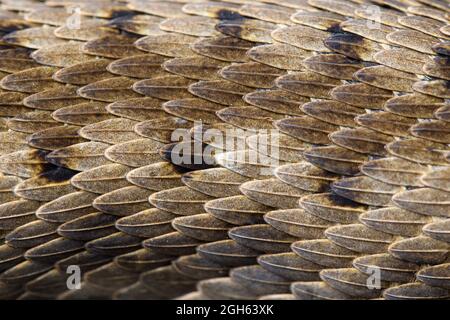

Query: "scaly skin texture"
left=0, top=0, right=448, bottom=300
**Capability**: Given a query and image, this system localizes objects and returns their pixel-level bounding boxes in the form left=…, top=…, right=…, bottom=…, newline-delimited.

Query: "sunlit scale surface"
left=0, top=0, right=449, bottom=300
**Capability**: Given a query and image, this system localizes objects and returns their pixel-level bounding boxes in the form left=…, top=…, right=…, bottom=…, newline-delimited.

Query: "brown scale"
left=0, top=0, right=448, bottom=301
